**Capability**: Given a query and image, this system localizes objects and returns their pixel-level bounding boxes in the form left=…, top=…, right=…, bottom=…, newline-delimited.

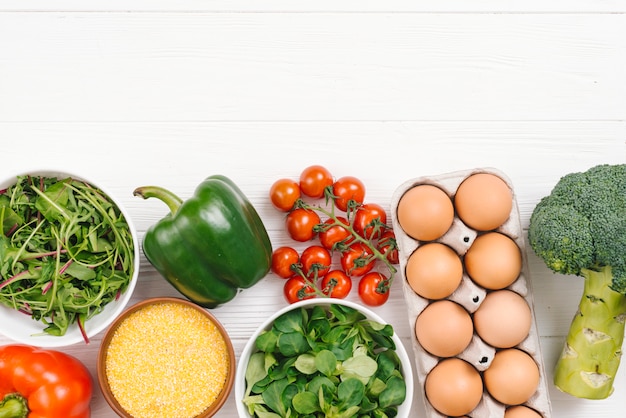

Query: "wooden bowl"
left=97, top=297, right=235, bottom=418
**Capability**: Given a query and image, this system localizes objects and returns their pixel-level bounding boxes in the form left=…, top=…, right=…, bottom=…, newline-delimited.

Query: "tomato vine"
left=269, top=166, right=399, bottom=306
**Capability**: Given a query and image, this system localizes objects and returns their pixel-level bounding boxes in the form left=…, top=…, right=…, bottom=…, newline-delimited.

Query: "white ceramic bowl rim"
left=0, top=169, right=140, bottom=347
left=235, top=298, right=414, bottom=418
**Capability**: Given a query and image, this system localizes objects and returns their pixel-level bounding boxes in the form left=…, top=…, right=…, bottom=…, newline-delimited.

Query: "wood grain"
left=1, top=4, right=625, bottom=417
left=1, top=14, right=624, bottom=122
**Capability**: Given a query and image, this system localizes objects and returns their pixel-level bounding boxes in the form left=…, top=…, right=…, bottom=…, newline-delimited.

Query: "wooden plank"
left=1, top=13, right=624, bottom=122
left=1, top=0, right=625, bottom=13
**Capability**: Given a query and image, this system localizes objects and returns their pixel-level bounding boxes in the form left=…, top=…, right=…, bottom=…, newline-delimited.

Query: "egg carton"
left=390, top=167, right=552, bottom=418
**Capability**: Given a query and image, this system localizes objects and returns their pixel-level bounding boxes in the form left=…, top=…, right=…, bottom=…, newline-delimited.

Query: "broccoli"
left=528, top=163, right=626, bottom=399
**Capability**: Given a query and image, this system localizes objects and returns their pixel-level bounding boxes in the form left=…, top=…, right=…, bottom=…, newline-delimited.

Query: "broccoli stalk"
left=528, top=164, right=626, bottom=399
left=553, top=266, right=626, bottom=398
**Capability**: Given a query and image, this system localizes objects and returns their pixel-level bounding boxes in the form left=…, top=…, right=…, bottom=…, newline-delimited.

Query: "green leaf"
left=262, top=378, right=291, bottom=417
left=245, top=352, right=268, bottom=396
left=342, top=355, right=378, bottom=381
left=315, top=349, right=338, bottom=377
left=307, top=375, right=335, bottom=396
left=64, top=262, right=96, bottom=281
left=278, top=331, right=310, bottom=357
left=295, top=353, right=317, bottom=375
left=378, top=376, right=406, bottom=408
left=337, top=378, right=365, bottom=410
left=251, top=404, right=283, bottom=418
left=274, top=307, right=306, bottom=333
left=292, top=391, right=321, bottom=414
left=368, top=377, right=386, bottom=397
left=33, top=179, right=70, bottom=221
left=256, top=329, right=279, bottom=353
left=0, top=199, right=22, bottom=235
left=376, top=350, right=400, bottom=382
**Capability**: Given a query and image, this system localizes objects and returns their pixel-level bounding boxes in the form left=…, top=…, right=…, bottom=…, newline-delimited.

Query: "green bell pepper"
left=133, top=175, right=272, bottom=308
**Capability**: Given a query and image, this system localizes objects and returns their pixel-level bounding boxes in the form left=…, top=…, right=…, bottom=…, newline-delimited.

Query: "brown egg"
left=464, top=232, right=522, bottom=289
left=415, top=300, right=473, bottom=357
left=406, top=243, right=463, bottom=299
left=425, top=358, right=483, bottom=417
left=397, top=184, right=454, bottom=241
left=505, top=405, right=543, bottom=418
left=454, top=173, right=513, bottom=231
left=484, top=348, right=540, bottom=405
left=473, top=290, right=532, bottom=348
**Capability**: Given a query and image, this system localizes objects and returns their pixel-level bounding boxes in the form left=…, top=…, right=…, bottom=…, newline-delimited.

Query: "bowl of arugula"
left=236, top=298, right=414, bottom=418
left=0, top=170, right=139, bottom=347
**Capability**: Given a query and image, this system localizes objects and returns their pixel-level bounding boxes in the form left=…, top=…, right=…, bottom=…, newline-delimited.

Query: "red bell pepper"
left=0, top=344, right=92, bottom=418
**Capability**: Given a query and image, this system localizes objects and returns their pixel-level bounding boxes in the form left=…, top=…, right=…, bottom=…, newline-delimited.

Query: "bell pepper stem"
left=133, top=186, right=184, bottom=214
left=0, top=393, right=28, bottom=418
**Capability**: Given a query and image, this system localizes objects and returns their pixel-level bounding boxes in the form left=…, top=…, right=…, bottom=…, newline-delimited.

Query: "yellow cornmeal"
left=105, top=302, right=230, bottom=418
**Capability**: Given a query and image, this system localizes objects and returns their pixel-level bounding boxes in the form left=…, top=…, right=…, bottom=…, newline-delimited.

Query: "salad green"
left=242, top=303, right=407, bottom=418
left=0, top=175, right=135, bottom=342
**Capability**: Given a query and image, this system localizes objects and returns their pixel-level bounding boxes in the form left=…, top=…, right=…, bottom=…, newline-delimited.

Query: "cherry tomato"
left=318, top=216, right=353, bottom=251
left=353, top=203, right=388, bottom=240
left=332, top=176, right=365, bottom=212
left=320, top=269, right=352, bottom=299
left=358, top=272, right=390, bottom=306
left=340, top=242, right=376, bottom=277
left=284, top=276, right=316, bottom=304
left=271, top=246, right=300, bottom=278
left=377, top=230, right=399, bottom=264
left=299, top=165, right=334, bottom=198
left=286, top=208, right=321, bottom=242
left=300, top=245, right=332, bottom=278
left=270, top=178, right=301, bottom=212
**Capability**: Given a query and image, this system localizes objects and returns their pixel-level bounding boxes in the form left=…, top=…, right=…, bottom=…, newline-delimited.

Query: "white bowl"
left=235, top=298, right=414, bottom=418
left=0, top=170, right=139, bottom=347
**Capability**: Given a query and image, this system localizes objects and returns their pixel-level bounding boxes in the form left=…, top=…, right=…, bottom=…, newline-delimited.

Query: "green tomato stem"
left=554, top=266, right=626, bottom=399
left=298, top=199, right=397, bottom=291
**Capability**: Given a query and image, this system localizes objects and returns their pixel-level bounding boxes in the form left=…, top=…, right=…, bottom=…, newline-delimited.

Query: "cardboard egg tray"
left=390, top=168, right=552, bottom=418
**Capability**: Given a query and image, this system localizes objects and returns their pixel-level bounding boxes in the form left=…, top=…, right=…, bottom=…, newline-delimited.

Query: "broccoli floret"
left=528, top=163, right=626, bottom=291
left=528, top=163, right=626, bottom=399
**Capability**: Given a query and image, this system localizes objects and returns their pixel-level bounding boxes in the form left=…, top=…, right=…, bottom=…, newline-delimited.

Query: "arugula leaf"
left=0, top=176, right=135, bottom=343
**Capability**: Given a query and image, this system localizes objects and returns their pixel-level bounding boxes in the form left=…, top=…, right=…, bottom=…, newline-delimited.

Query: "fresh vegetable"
left=528, top=163, right=626, bottom=399
left=300, top=245, right=331, bottom=279
left=358, top=272, right=391, bottom=307
left=377, top=230, right=399, bottom=265
left=318, top=217, right=352, bottom=251
left=0, top=175, right=135, bottom=342
left=269, top=179, right=301, bottom=212
left=0, top=344, right=93, bottom=418
left=320, top=270, right=352, bottom=299
left=283, top=276, right=315, bottom=304
left=332, top=176, right=365, bottom=212
left=268, top=166, right=399, bottom=306
left=353, top=203, right=387, bottom=240
left=286, top=208, right=321, bottom=242
left=299, top=165, right=333, bottom=199
left=340, top=242, right=376, bottom=278
left=134, top=175, right=272, bottom=308
left=242, top=303, right=407, bottom=417
left=271, top=246, right=300, bottom=279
